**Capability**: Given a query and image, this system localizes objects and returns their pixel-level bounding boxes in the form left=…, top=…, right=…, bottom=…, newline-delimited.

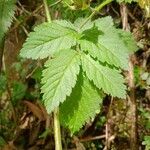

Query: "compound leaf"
left=81, top=53, right=126, bottom=98
left=20, top=21, right=79, bottom=59
left=41, top=49, right=80, bottom=113
left=60, top=75, right=103, bottom=133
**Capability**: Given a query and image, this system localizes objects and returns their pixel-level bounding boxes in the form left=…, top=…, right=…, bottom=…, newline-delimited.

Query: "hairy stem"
left=120, top=3, right=137, bottom=150
left=43, top=1, right=62, bottom=150
left=128, top=57, right=137, bottom=150
left=80, top=0, right=113, bottom=28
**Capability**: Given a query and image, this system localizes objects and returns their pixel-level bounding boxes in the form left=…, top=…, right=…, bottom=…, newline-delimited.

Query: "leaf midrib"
left=84, top=54, right=118, bottom=90
left=25, top=32, right=76, bottom=49
left=48, top=52, right=79, bottom=106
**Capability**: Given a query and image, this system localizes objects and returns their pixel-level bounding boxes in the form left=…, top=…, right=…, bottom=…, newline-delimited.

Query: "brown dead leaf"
left=23, top=101, right=45, bottom=121
left=36, top=101, right=48, bottom=119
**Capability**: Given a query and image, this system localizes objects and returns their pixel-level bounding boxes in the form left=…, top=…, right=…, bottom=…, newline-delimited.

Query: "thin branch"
left=50, top=0, right=62, bottom=7
left=79, top=135, right=106, bottom=142
left=120, top=3, right=138, bottom=150
left=80, top=0, right=113, bottom=28
left=10, top=5, right=43, bottom=32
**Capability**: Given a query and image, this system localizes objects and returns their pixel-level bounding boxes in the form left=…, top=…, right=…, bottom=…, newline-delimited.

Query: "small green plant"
left=19, top=0, right=138, bottom=149
left=0, top=0, right=141, bottom=149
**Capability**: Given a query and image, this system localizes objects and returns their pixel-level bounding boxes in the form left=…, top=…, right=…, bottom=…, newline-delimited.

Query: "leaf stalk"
left=54, top=108, right=62, bottom=150
left=80, top=0, right=113, bottom=28
left=43, top=0, right=51, bottom=23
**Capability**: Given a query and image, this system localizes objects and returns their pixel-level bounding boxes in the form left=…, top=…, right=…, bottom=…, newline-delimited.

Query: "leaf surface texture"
left=41, top=49, right=80, bottom=113
left=81, top=53, right=126, bottom=98
left=0, top=0, right=16, bottom=42
left=20, top=21, right=79, bottom=59
left=60, top=76, right=103, bottom=133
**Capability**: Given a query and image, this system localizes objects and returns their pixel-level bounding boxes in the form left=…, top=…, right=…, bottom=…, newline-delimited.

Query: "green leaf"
left=94, top=16, right=114, bottom=32
left=41, top=49, right=80, bottom=113
left=12, top=81, right=27, bottom=105
left=117, top=29, right=138, bottom=52
left=142, top=136, right=150, bottom=150
left=81, top=53, right=126, bottom=98
left=98, top=31, right=129, bottom=69
left=74, top=18, right=94, bottom=33
left=54, top=20, right=77, bottom=30
left=80, top=24, right=129, bottom=70
left=95, top=16, right=137, bottom=52
left=0, top=136, right=6, bottom=147
left=20, top=21, right=79, bottom=59
left=80, top=39, right=128, bottom=70
left=79, top=16, right=138, bottom=70
left=0, top=0, right=16, bottom=42
left=60, top=74, right=103, bottom=133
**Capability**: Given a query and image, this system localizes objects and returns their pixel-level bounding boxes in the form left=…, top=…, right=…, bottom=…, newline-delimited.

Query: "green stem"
left=50, top=0, right=62, bottom=7
left=80, top=0, right=113, bottom=28
left=43, top=0, right=51, bottom=23
left=43, top=1, right=62, bottom=150
left=54, top=108, right=62, bottom=150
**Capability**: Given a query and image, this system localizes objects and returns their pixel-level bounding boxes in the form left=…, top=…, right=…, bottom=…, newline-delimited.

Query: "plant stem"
left=54, top=108, right=62, bottom=150
left=43, top=1, right=62, bottom=150
left=50, top=0, right=62, bottom=7
left=0, top=37, right=5, bottom=73
left=80, top=0, right=113, bottom=28
left=43, top=0, right=51, bottom=23
left=120, top=4, right=137, bottom=149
